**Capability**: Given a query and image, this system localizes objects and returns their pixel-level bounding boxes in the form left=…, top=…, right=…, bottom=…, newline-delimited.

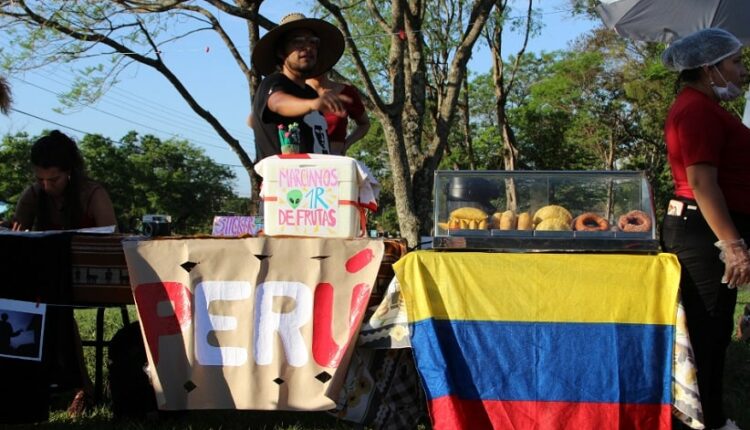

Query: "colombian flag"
left=395, top=252, right=680, bottom=430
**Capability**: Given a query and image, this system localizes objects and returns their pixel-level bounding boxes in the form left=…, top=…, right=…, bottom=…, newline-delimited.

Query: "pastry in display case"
left=432, top=170, right=658, bottom=252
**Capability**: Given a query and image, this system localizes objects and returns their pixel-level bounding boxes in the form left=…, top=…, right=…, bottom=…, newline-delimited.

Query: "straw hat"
left=252, top=13, right=345, bottom=77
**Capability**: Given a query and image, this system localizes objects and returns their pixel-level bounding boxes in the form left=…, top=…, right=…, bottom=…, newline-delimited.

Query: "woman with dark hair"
left=0, top=76, right=11, bottom=115
left=11, top=130, right=116, bottom=416
left=661, top=28, right=749, bottom=430
left=12, top=130, right=116, bottom=231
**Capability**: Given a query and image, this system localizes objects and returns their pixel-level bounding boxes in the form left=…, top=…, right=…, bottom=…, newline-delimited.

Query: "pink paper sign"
left=212, top=216, right=262, bottom=237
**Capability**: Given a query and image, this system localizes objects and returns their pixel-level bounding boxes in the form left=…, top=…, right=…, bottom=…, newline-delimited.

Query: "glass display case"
left=432, top=170, right=659, bottom=252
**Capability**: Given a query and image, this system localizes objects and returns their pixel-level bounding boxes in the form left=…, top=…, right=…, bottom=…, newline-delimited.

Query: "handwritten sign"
left=277, top=167, right=341, bottom=235
left=212, top=216, right=263, bottom=237
left=122, top=237, right=384, bottom=410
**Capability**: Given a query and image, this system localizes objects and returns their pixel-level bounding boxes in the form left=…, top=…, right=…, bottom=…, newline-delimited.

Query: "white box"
left=258, top=156, right=362, bottom=238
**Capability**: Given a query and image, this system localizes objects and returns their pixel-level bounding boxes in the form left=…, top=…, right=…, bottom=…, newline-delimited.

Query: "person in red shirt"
left=306, top=73, right=370, bottom=155
left=12, top=130, right=117, bottom=231
left=662, top=28, right=749, bottom=430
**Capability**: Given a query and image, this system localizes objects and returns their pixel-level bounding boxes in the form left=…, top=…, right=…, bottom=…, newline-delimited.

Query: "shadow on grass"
left=725, top=291, right=750, bottom=428
left=725, top=340, right=750, bottom=428
left=9, top=410, right=361, bottom=430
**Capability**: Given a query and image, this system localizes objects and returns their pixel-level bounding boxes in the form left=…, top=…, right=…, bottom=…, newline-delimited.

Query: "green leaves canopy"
left=0, top=131, right=236, bottom=234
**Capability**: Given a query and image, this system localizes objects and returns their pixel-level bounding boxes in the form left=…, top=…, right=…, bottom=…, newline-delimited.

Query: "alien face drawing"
left=287, top=189, right=303, bottom=209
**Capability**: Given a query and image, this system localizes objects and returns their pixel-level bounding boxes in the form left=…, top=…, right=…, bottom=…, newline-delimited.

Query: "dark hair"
left=674, top=68, right=703, bottom=94
left=0, top=76, right=11, bottom=115
left=30, top=130, right=88, bottom=230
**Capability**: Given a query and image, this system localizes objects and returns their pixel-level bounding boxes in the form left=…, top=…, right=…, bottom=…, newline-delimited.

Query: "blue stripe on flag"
left=411, top=319, right=673, bottom=405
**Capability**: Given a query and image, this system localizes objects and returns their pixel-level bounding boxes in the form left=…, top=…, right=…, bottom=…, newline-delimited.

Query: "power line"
left=10, top=107, right=91, bottom=136
left=15, top=77, right=233, bottom=152
left=29, top=69, right=246, bottom=142
left=33, top=67, right=251, bottom=138
left=0, top=32, right=251, bottom=143
left=9, top=107, right=244, bottom=169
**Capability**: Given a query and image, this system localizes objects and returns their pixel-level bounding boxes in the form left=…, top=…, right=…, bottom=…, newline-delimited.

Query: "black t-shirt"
left=251, top=73, right=330, bottom=161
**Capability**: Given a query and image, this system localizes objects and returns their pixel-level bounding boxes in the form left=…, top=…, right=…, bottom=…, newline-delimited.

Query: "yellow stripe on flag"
left=394, top=252, right=680, bottom=325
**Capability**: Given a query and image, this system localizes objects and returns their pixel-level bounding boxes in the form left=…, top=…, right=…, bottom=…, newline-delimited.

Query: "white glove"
left=715, top=238, right=750, bottom=289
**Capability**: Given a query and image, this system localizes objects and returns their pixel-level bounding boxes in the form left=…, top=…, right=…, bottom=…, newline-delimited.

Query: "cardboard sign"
left=212, top=216, right=263, bottom=237
left=257, top=156, right=366, bottom=238
left=277, top=166, right=341, bottom=233
left=123, top=237, right=384, bottom=411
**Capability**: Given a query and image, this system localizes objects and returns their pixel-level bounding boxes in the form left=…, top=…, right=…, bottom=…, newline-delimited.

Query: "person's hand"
left=311, top=91, right=351, bottom=117
left=330, top=140, right=346, bottom=155
left=715, top=238, right=750, bottom=288
left=11, top=221, right=22, bottom=231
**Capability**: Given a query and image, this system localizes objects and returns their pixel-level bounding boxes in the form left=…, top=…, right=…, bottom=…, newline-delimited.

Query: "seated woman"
left=12, top=130, right=117, bottom=416
left=13, top=130, right=117, bottom=231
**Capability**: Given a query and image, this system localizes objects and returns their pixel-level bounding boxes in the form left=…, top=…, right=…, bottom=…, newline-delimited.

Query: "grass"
left=726, top=288, right=750, bottom=428
left=70, top=306, right=361, bottom=430
left=5, top=293, right=750, bottom=429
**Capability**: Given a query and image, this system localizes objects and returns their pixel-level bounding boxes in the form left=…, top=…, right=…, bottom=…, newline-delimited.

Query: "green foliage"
left=0, top=131, right=238, bottom=234
left=346, top=119, right=399, bottom=235
left=82, top=132, right=237, bottom=234
left=726, top=289, right=750, bottom=426
left=0, top=132, right=34, bottom=209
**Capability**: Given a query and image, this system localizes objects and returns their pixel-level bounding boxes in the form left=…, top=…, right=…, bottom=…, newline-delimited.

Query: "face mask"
left=711, top=66, right=743, bottom=101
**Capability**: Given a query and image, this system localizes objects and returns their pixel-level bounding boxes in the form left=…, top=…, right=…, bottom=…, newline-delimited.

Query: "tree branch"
left=365, top=0, right=391, bottom=33
left=318, top=0, right=400, bottom=116
left=425, top=0, right=496, bottom=166
left=14, top=0, right=253, bottom=171
left=174, top=3, right=252, bottom=82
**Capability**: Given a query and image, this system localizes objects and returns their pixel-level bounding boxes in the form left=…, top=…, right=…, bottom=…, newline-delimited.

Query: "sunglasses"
left=286, top=36, right=321, bottom=49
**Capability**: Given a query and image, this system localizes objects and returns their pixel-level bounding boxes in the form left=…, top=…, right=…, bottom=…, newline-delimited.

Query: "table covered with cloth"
left=356, top=251, right=703, bottom=430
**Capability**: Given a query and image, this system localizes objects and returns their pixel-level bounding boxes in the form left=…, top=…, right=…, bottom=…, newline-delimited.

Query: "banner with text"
left=123, top=237, right=384, bottom=410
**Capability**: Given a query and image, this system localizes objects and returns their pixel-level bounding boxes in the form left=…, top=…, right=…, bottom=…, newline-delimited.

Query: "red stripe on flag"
left=429, top=396, right=671, bottom=430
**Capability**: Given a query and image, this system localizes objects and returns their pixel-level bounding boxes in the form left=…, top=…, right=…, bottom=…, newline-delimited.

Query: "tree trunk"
left=378, top=111, right=420, bottom=246
left=462, top=78, right=476, bottom=170
left=319, top=0, right=496, bottom=247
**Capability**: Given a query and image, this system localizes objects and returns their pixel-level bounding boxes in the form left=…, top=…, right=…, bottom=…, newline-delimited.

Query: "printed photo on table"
left=0, top=298, right=46, bottom=362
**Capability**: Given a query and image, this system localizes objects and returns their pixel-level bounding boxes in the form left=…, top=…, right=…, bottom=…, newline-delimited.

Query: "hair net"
left=662, top=28, right=742, bottom=72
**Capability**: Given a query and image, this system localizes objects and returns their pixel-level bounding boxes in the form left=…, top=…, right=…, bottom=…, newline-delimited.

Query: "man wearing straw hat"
left=250, top=13, right=350, bottom=161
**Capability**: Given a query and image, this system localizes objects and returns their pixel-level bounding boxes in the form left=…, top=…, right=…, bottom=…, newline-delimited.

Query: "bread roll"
left=447, top=206, right=489, bottom=230
left=532, top=205, right=572, bottom=226
left=450, top=207, right=488, bottom=220
left=500, top=210, right=517, bottom=230
left=517, top=212, right=533, bottom=230
left=535, top=217, right=572, bottom=231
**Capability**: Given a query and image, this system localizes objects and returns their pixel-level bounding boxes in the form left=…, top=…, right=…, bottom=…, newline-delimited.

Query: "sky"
left=0, top=1, right=601, bottom=199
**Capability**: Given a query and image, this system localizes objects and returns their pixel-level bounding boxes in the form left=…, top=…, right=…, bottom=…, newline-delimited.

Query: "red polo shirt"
left=665, top=87, right=750, bottom=214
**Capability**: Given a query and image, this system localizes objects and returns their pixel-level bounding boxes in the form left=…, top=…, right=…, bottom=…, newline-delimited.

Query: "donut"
left=617, top=210, right=652, bottom=233
left=573, top=212, right=610, bottom=232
